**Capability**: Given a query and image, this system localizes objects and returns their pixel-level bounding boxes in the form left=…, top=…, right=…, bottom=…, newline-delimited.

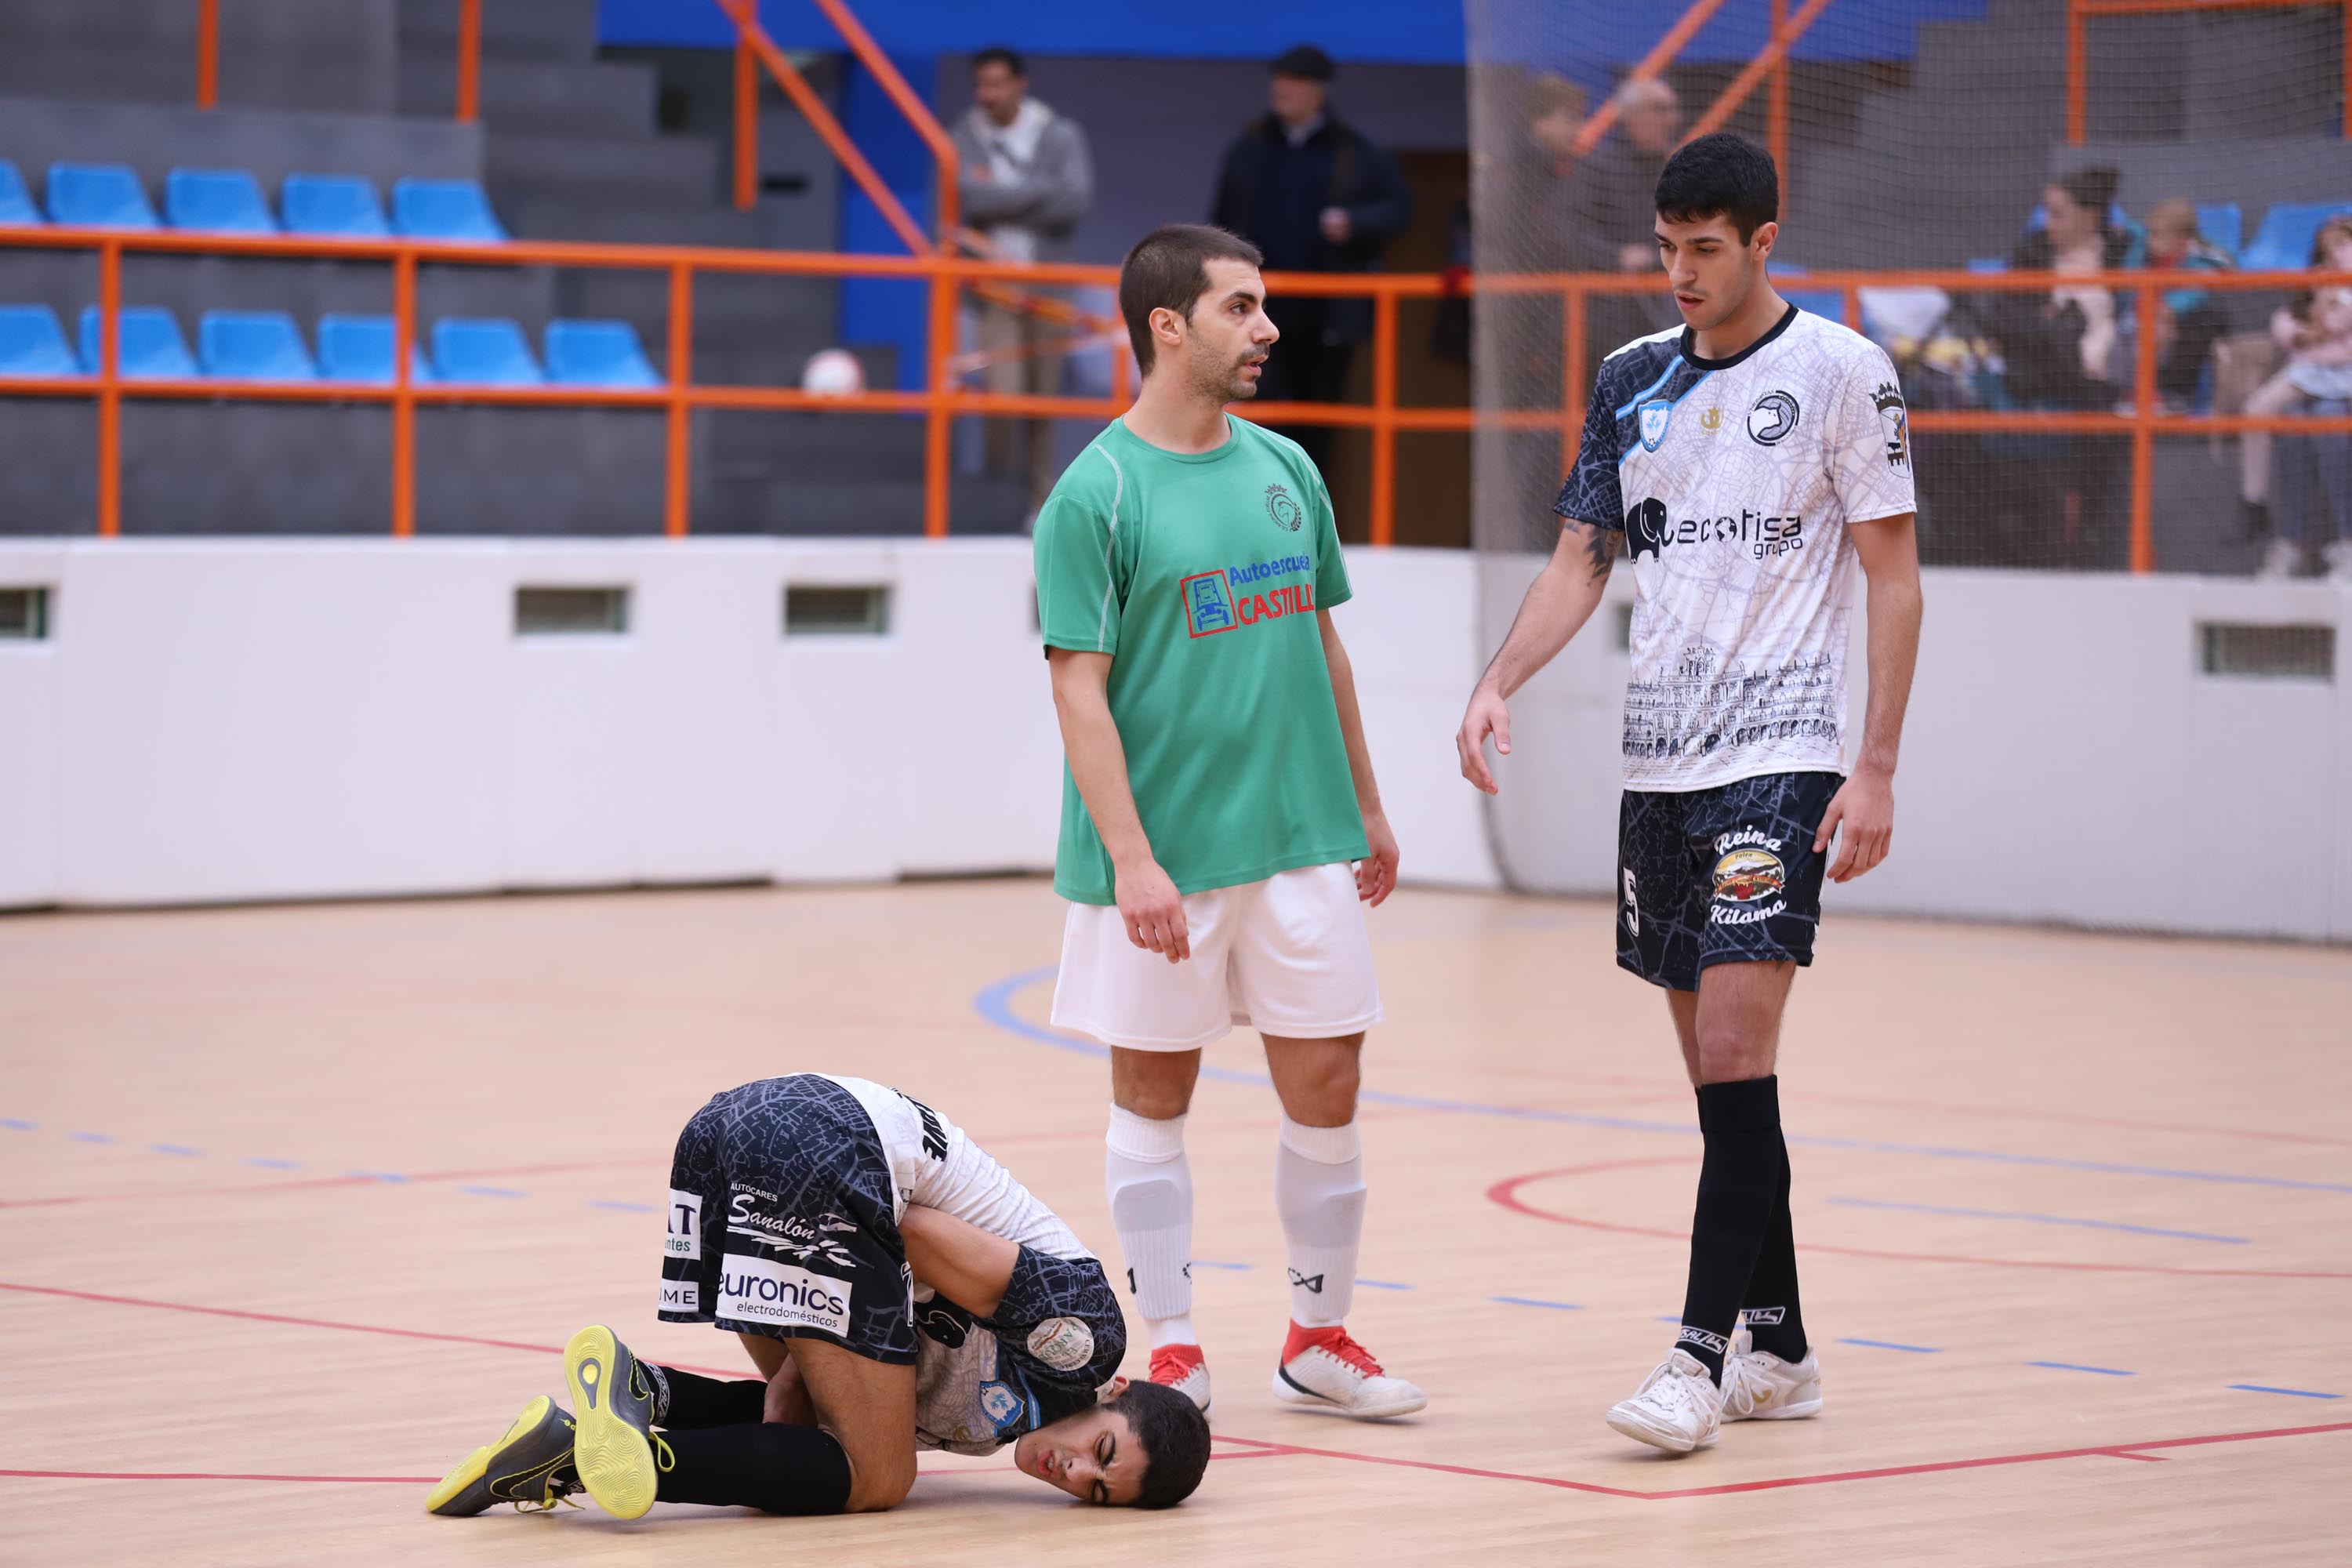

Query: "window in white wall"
left=515, top=586, right=629, bottom=637
left=0, top=586, right=49, bottom=641
left=785, top=584, right=891, bottom=637
left=2198, top=622, right=2334, bottom=682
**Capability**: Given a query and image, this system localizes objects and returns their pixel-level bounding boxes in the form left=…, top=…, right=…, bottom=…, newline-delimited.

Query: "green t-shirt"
left=1033, top=415, right=1368, bottom=906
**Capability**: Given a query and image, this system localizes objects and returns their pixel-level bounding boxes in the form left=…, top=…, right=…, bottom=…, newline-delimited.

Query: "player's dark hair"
left=1118, top=223, right=1264, bottom=376
left=974, top=45, right=1025, bottom=77
left=1654, top=132, right=1779, bottom=243
left=1103, top=1381, right=1210, bottom=1508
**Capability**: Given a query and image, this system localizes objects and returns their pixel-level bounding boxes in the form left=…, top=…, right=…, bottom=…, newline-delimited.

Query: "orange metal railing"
left=2067, top=0, right=2352, bottom=144
left=9, top=219, right=2352, bottom=571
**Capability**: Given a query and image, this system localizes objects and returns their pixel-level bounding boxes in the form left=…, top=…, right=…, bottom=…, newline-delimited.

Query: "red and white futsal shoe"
left=1271, top=1323, right=1427, bottom=1419
left=1722, top=1325, right=1823, bottom=1421
left=1150, top=1343, right=1211, bottom=1414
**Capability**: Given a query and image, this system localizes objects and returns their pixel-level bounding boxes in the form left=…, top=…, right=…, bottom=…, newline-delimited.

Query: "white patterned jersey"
left=1554, top=304, right=1914, bottom=790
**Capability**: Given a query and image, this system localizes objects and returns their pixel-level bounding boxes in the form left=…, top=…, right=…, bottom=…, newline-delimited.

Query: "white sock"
left=1276, top=1116, right=1365, bottom=1330
left=1147, top=1314, right=1199, bottom=1352
left=1105, top=1105, right=1193, bottom=1328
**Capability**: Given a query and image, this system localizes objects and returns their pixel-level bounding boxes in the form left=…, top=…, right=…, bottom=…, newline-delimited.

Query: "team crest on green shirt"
left=1265, top=483, right=1304, bottom=532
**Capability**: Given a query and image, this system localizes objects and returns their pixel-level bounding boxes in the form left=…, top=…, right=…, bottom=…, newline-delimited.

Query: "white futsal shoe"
left=1605, top=1349, right=1723, bottom=1453
left=1149, top=1344, right=1212, bottom=1414
left=1272, top=1324, right=1428, bottom=1420
left=1722, top=1326, right=1823, bottom=1422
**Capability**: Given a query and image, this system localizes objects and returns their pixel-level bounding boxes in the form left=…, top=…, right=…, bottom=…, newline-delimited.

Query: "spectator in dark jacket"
left=1210, top=44, right=1414, bottom=471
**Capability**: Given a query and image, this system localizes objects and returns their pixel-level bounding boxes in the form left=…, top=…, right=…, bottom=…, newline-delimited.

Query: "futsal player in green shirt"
left=1032, top=223, right=1425, bottom=1421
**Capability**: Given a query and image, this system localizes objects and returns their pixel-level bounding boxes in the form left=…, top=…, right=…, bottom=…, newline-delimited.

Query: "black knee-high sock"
left=653, top=1424, right=853, bottom=1515
left=1677, top=1075, right=1783, bottom=1384
left=1738, top=1131, right=1809, bottom=1363
left=640, top=1364, right=768, bottom=1430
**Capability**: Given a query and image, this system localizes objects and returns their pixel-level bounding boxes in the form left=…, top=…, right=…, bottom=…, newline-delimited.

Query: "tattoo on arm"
left=1573, top=520, right=1618, bottom=584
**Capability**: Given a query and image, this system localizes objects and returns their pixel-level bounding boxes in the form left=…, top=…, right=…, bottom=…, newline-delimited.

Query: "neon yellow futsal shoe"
left=563, top=1323, right=672, bottom=1520
left=425, top=1395, right=579, bottom=1516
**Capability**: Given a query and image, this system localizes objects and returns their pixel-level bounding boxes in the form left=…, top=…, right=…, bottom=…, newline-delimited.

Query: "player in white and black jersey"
left=1454, top=134, right=1923, bottom=1454
left=426, top=1073, right=1209, bottom=1522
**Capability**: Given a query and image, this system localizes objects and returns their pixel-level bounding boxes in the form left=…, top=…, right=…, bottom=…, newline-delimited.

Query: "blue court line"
left=1493, top=1295, right=1583, bottom=1311
left=1356, top=1278, right=1414, bottom=1290
left=590, top=1200, right=658, bottom=1214
left=1838, top=1338, right=1941, bottom=1353
left=67, top=1132, right=114, bottom=1144
left=971, top=967, right=2352, bottom=1195
left=2230, top=1384, right=2342, bottom=1399
left=347, top=1171, right=410, bottom=1183
left=148, top=1144, right=201, bottom=1157
left=244, top=1157, right=300, bottom=1169
left=2027, top=1361, right=2135, bottom=1376
left=1191, top=1259, right=1253, bottom=1272
left=458, top=1185, right=526, bottom=1199
left=1, top=1119, right=34, bottom=1131
left=1826, top=1196, right=2249, bottom=1245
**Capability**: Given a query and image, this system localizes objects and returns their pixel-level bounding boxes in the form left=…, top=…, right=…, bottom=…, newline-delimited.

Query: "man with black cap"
left=1210, top=45, right=1415, bottom=474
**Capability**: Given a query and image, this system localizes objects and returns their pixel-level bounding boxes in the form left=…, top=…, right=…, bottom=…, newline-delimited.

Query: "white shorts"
left=1051, top=862, right=1384, bottom=1051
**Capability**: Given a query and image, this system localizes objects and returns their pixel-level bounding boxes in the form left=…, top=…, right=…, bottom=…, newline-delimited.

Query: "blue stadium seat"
left=45, top=163, right=160, bottom=230
left=1967, top=257, right=2011, bottom=273
left=0, top=162, right=39, bottom=227
left=391, top=178, right=507, bottom=242
left=198, top=310, right=318, bottom=381
left=78, top=305, right=198, bottom=379
left=544, top=319, right=662, bottom=388
left=317, top=314, right=434, bottom=384
left=2196, top=202, right=2242, bottom=258
left=165, top=168, right=278, bottom=234
left=0, top=305, right=81, bottom=378
left=2241, top=201, right=2352, bottom=274
left=431, top=318, right=542, bottom=384
left=281, top=173, right=390, bottom=238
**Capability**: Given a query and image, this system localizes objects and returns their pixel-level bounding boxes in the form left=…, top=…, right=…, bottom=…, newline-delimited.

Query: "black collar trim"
left=1679, top=302, right=1798, bottom=372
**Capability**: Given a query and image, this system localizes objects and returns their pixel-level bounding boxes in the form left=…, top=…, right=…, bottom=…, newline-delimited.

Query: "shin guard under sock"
left=1677, top=1075, right=1783, bottom=1383
left=641, top=1364, right=767, bottom=1431
left=652, top=1423, right=851, bottom=1515
left=1738, top=1131, right=1809, bottom=1363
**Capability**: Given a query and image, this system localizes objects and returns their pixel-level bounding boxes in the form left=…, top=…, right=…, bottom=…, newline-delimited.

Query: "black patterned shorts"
left=658, top=1075, right=917, bottom=1364
left=1616, top=771, right=1842, bottom=992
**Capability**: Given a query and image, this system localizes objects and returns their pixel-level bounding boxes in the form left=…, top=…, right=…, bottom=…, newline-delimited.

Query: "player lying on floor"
left=427, top=1073, right=1210, bottom=1519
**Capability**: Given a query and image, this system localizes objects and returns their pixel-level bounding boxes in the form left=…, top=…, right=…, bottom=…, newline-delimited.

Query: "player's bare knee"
left=1111, top=1047, right=1199, bottom=1120
left=1693, top=1026, right=1775, bottom=1084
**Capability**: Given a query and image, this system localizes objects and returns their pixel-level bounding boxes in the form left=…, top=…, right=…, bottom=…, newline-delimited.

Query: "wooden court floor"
left=2, top=878, right=2347, bottom=1566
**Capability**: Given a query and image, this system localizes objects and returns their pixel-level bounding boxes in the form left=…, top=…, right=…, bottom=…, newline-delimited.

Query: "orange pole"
left=1569, top=0, right=1733, bottom=158
left=456, top=0, right=481, bottom=122
left=734, top=35, right=757, bottom=212
left=1768, top=0, right=1790, bottom=188
left=2067, top=0, right=2086, bottom=146
left=2130, top=279, right=2157, bottom=572
left=666, top=263, right=695, bottom=537
left=97, top=242, right=121, bottom=537
left=1686, top=0, right=1835, bottom=142
left=924, top=251, right=955, bottom=539
left=1842, top=284, right=1860, bottom=333
left=196, top=0, right=220, bottom=110
left=392, top=250, right=416, bottom=537
left=1112, top=336, right=1132, bottom=405
left=1562, top=284, right=1587, bottom=483
left=1370, top=290, right=1399, bottom=546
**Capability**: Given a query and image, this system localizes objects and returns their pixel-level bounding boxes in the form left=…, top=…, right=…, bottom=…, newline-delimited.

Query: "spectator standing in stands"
left=2141, top=198, right=2231, bottom=410
left=956, top=46, right=1095, bottom=519
left=1977, top=167, right=2139, bottom=565
left=1570, top=77, right=1686, bottom=358
left=2241, top=214, right=2352, bottom=578
left=1210, top=45, right=1415, bottom=475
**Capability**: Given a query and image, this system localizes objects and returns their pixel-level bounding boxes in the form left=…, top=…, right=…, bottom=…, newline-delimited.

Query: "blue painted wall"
left=598, top=1, right=1990, bottom=67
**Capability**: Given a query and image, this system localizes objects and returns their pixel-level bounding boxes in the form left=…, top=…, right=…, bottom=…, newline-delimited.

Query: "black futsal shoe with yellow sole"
left=425, top=1395, right=581, bottom=1516
left=563, top=1323, right=673, bottom=1520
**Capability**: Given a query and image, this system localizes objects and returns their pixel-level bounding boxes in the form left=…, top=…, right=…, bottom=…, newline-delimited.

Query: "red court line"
left=1487, top=1161, right=2352, bottom=1281
left=1208, top=1421, right=2352, bottom=1501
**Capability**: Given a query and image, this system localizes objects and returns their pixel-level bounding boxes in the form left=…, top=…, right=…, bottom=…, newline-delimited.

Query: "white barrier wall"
left=1, top=541, right=2346, bottom=940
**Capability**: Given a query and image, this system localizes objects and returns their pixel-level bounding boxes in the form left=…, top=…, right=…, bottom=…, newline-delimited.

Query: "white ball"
left=800, top=349, right=866, bottom=397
